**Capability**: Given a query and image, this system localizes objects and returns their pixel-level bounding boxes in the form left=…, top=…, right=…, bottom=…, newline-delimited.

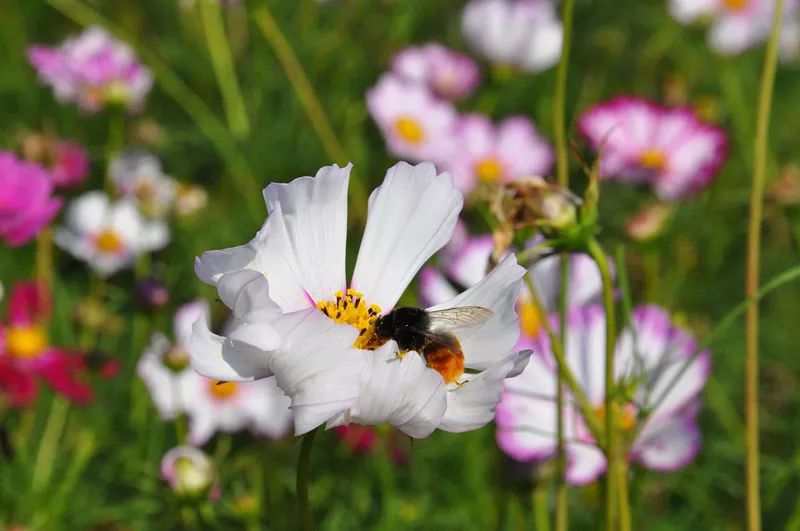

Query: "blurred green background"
left=1, top=0, right=800, bottom=529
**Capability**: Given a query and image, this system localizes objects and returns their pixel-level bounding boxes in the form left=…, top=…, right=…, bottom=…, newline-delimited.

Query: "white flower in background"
left=669, top=0, right=800, bottom=58
left=462, top=0, right=563, bottom=73
left=496, top=305, right=710, bottom=484
left=190, top=161, right=531, bottom=437
left=54, top=191, right=169, bottom=277
left=138, top=300, right=292, bottom=445
left=110, top=150, right=177, bottom=218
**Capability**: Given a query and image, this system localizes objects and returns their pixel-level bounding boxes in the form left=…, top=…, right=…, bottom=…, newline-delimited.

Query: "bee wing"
left=426, top=306, right=494, bottom=332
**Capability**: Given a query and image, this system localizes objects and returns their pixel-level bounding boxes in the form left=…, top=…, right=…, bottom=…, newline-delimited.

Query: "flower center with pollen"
left=518, top=300, right=543, bottom=337
left=94, top=229, right=125, bottom=254
left=638, top=149, right=666, bottom=171
left=317, top=289, right=383, bottom=350
left=6, top=325, right=48, bottom=359
left=594, top=403, right=637, bottom=432
left=395, top=116, right=425, bottom=144
left=208, top=380, right=238, bottom=400
left=475, top=157, right=504, bottom=183
left=723, top=0, right=748, bottom=11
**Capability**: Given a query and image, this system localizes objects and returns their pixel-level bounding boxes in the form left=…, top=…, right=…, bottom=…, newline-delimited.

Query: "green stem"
left=31, top=397, right=70, bottom=493
left=746, top=3, right=784, bottom=530
left=198, top=0, right=250, bottom=138
left=523, top=273, right=604, bottom=444
left=297, top=427, right=319, bottom=531
left=555, top=256, right=569, bottom=531
left=616, top=457, right=631, bottom=531
left=533, top=480, right=551, bottom=531
left=45, top=0, right=262, bottom=222
left=587, top=238, right=619, bottom=531
left=35, top=229, right=54, bottom=315
left=252, top=4, right=367, bottom=221
left=553, top=0, right=573, bottom=189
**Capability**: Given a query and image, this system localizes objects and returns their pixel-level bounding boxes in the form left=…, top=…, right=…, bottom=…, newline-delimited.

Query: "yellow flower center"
left=95, top=229, right=125, bottom=254
left=638, top=149, right=666, bottom=171
left=475, top=157, right=504, bottom=183
left=6, top=325, right=48, bottom=359
left=208, top=380, right=239, bottom=400
left=518, top=300, right=543, bottom=337
left=317, top=289, right=383, bottom=350
left=395, top=117, right=425, bottom=144
left=594, top=403, right=637, bottom=432
left=723, top=0, right=748, bottom=10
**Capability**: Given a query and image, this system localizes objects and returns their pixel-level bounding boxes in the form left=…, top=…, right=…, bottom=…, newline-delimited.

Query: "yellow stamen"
left=518, top=300, right=543, bottom=337
left=639, top=149, right=666, bottom=171
left=723, top=0, right=748, bottom=10
left=208, top=380, right=238, bottom=400
left=395, top=116, right=425, bottom=144
left=594, top=404, right=637, bottom=432
left=6, top=325, right=48, bottom=359
left=475, top=157, right=504, bottom=183
left=317, top=288, right=383, bottom=350
left=95, top=229, right=125, bottom=254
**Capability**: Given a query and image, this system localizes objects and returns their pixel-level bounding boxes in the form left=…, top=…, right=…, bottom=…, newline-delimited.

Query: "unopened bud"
left=490, top=176, right=579, bottom=236
left=625, top=203, right=672, bottom=242
left=135, top=278, right=170, bottom=310
left=161, top=446, right=217, bottom=500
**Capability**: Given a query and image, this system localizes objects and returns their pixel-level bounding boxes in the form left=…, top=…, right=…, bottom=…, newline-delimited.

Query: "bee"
left=373, top=306, right=494, bottom=384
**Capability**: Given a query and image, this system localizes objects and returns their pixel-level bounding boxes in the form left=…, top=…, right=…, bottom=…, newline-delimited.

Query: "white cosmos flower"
left=189, top=161, right=531, bottom=437
left=54, top=191, right=169, bottom=277
left=138, top=299, right=292, bottom=445
left=110, top=150, right=177, bottom=219
left=462, top=0, right=563, bottom=73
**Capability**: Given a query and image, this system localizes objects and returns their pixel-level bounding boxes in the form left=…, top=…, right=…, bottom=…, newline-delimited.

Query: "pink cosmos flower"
left=578, top=96, right=728, bottom=201
left=50, top=140, right=90, bottom=188
left=28, top=26, right=153, bottom=113
left=366, top=75, right=457, bottom=163
left=0, top=282, right=93, bottom=406
left=496, top=305, right=710, bottom=484
left=0, top=152, right=62, bottom=246
left=443, top=114, right=554, bottom=195
left=392, top=43, right=481, bottom=101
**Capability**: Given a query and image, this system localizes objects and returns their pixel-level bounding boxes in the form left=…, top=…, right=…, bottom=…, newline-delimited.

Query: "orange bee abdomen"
left=424, top=343, right=465, bottom=384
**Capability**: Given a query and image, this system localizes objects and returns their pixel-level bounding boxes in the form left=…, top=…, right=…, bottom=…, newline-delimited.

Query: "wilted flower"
left=0, top=282, right=93, bottom=406
left=54, top=191, right=169, bottom=277
left=0, top=152, right=62, bottom=246
left=669, top=0, right=800, bottom=58
left=367, top=75, right=457, bottom=162
left=138, top=300, right=292, bottom=445
left=28, top=26, right=153, bottom=113
left=161, top=446, right=219, bottom=500
left=392, top=43, right=481, bottom=101
left=462, top=0, right=563, bottom=73
left=190, top=162, right=531, bottom=437
left=497, top=305, right=710, bottom=484
left=110, top=150, right=176, bottom=218
left=578, top=96, right=727, bottom=201
left=19, top=133, right=89, bottom=189
left=444, top=114, right=553, bottom=196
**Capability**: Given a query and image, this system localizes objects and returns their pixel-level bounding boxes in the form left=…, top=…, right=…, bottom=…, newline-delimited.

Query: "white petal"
left=351, top=161, right=463, bottom=311
left=174, top=300, right=210, bottom=348
left=194, top=243, right=257, bottom=286
left=439, top=350, right=531, bottom=432
left=633, top=410, right=701, bottom=472
left=328, top=341, right=447, bottom=438
left=418, top=267, right=459, bottom=307
left=65, top=191, right=109, bottom=235
left=136, top=333, right=182, bottom=419
left=240, top=378, right=293, bottom=439
left=188, top=316, right=275, bottom=382
left=216, top=270, right=281, bottom=321
left=268, top=309, right=366, bottom=435
left=565, top=441, right=607, bottom=485
left=261, top=164, right=350, bottom=304
left=428, top=254, right=525, bottom=369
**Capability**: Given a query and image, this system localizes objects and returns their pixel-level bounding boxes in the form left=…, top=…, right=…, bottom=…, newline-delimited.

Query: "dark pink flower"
left=50, top=140, right=89, bottom=188
left=0, top=282, right=93, bottom=406
left=0, top=152, right=62, bottom=246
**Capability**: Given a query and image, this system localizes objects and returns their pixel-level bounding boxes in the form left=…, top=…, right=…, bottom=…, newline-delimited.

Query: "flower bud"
left=135, top=278, right=170, bottom=310
left=625, top=203, right=672, bottom=242
left=161, top=446, right=217, bottom=500
left=490, top=176, right=579, bottom=236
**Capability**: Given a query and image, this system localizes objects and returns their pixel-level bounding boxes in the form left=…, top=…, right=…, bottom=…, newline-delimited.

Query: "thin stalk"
left=297, top=427, right=319, bottom=531
left=533, top=481, right=551, bottom=531
left=552, top=1, right=574, bottom=525
left=31, top=397, right=70, bottom=493
left=35, top=229, right=54, bottom=315
left=586, top=238, right=618, bottom=531
left=252, top=5, right=367, bottom=219
left=616, top=456, right=631, bottom=531
left=105, top=108, right=124, bottom=193
left=198, top=0, right=250, bottom=138
left=745, top=2, right=784, bottom=529
left=523, top=273, right=604, bottom=444
left=46, top=0, right=262, bottom=222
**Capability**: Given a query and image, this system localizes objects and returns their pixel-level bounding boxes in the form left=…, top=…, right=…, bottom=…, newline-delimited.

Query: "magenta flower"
left=392, top=43, right=481, bottom=101
left=0, top=282, right=93, bottom=406
left=496, top=305, right=710, bottom=484
left=366, top=74, right=457, bottom=162
left=443, top=114, right=554, bottom=195
left=50, top=140, right=90, bottom=188
left=578, top=96, right=728, bottom=201
left=0, top=152, right=62, bottom=246
left=28, top=26, right=153, bottom=113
